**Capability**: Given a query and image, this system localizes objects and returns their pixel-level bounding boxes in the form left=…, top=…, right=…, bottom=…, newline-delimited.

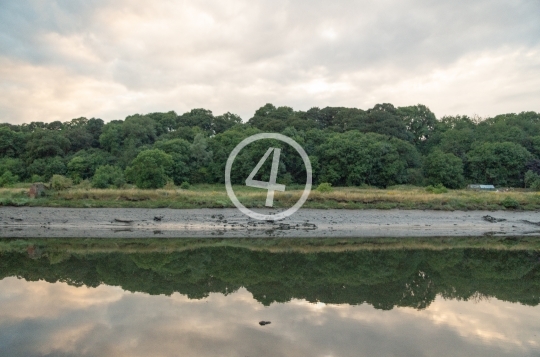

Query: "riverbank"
left=1, top=207, right=540, bottom=238
left=1, top=184, right=540, bottom=210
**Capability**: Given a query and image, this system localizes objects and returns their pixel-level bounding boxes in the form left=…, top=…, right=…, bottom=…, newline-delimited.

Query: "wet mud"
left=0, top=207, right=539, bottom=238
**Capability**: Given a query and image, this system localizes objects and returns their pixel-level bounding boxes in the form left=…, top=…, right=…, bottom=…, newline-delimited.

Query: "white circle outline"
left=225, top=133, right=312, bottom=221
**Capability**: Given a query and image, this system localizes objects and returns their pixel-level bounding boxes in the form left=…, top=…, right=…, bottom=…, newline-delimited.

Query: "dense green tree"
left=25, top=130, right=70, bottom=161
left=177, top=108, right=214, bottom=133
left=153, top=139, right=191, bottom=184
left=318, top=131, right=419, bottom=187
left=190, top=134, right=213, bottom=183
left=67, top=149, right=114, bottom=180
left=397, top=104, right=438, bottom=148
left=247, top=104, right=295, bottom=132
left=125, top=149, right=173, bottom=189
left=212, top=112, right=242, bottom=134
left=92, top=165, right=125, bottom=188
left=467, top=142, right=533, bottom=187
left=0, top=127, right=26, bottom=157
left=27, top=156, right=67, bottom=181
left=423, top=150, right=464, bottom=188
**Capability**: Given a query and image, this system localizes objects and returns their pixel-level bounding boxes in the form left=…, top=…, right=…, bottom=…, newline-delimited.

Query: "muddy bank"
left=0, top=207, right=539, bottom=238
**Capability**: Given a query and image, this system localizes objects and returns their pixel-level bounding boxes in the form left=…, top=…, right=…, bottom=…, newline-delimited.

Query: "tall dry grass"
left=1, top=185, right=539, bottom=210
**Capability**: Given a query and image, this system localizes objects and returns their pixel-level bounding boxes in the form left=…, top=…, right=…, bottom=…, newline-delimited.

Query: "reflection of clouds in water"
left=0, top=277, right=539, bottom=357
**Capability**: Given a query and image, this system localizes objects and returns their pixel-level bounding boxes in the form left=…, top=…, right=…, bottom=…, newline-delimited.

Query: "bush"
left=50, top=175, right=73, bottom=190
left=30, top=174, right=43, bottom=183
left=501, top=196, right=520, bottom=209
left=0, top=170, right=18, bottom=187
left=92, top=165, right=125, bottom=189
left=76, top=179, right=92, bottom=189
left=180, top=181, right=191, bottom=189
left=425, top=183, right=448, bottom=194
left=164, top=180, right=176, bottom=190
left=316, top=182, right=333, bottom=193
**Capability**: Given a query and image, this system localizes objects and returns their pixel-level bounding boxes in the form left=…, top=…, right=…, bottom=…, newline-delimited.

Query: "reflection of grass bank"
left=1, top=184, right=540, bottom=210
left=1, top=236, right=540, bottom=257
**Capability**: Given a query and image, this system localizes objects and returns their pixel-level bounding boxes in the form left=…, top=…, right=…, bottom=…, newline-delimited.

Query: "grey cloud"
left=0, top=0, right=539, bottom=122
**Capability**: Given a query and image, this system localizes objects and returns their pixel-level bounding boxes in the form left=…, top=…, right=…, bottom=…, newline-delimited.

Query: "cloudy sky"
left=1, top=278, right=539, bottom=356
left=1, top=0, right=539, bottom=124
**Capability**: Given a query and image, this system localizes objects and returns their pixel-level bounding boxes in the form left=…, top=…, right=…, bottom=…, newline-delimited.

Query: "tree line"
left=1, top=103, right=540, bottom=189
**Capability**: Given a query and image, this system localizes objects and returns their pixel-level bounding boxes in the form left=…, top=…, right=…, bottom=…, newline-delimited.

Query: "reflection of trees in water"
left=0, top=247, right=539, bottom=310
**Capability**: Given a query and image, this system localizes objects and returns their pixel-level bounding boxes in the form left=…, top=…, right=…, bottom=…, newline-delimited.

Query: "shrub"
left=50, top=175, right=73, bottom=190
left=0, top=170, right=18, bottom=187
left=76, top=179, right=92, bottom=189
left=501, top=196, right=520, bottom=209
left=180, top=181, right=191, bottom=189
left=30, top=174, right=43, bottom=183
left=164, top=180, right=176, bottom=190
left=316, top=182, right=333, bottom=193
left=425, top=183, right=448, bottom=194
left=92, top=165, right=125, bottom=189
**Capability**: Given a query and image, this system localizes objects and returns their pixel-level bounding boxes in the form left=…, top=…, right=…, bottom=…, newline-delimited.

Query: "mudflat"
left=1, top=207, right=539, bottom=238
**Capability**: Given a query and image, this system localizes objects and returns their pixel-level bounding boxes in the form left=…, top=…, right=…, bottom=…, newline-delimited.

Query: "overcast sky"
left=1, top=0, right=539, bottom=124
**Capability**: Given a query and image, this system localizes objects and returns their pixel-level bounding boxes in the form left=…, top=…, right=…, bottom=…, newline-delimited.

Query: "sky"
left=1, top=278, right=539, bottom=356
left=0, top=0, right=539, bottom=124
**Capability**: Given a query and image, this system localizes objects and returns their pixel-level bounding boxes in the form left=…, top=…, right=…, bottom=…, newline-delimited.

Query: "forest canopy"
left=1, top=104, right=540, bottom=189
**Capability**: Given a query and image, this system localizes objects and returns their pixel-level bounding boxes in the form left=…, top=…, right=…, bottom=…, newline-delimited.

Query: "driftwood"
left=114, top=218, right=134, bottom=224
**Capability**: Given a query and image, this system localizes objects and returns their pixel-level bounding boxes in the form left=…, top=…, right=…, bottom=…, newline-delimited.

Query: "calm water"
left=1, top=238, right=540, bottom=356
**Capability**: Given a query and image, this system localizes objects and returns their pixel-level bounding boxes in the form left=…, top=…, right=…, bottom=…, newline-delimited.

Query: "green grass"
left=2, top=236, right=540, bottom=256
left=1, top=184, right=540, bottom=210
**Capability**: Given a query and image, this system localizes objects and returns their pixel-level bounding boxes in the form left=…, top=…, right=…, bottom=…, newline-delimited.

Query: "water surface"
left=0, top=238, right=539, bottom=356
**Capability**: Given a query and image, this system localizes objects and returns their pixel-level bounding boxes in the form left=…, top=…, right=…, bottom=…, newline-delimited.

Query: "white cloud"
left=0, top=0, right=539, bottom=123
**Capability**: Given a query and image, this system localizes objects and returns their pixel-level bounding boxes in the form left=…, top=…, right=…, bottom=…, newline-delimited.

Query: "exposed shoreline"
left=1, top=207, right=540, bottom=238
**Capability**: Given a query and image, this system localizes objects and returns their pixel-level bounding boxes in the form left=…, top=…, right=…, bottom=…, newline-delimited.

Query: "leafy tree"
left=27, top=156, right=67, bottom=181
left=99, top=121, right=123, bottom=155
left=0, top=170, right=18, bottom=187
left=467, top=142, right=532, bottom=187
left=190, top=134, right=213, bottom=183
left=423, top=150, right=464, bottom=188
left=146, top=111, right=179, bottom=136
left=64, top=126, right=94, bottom=153
left=397, top=104, right=438, bottom=148
left=178, top=108, right=214, bottom=133
left=67, top=149, right=115, bottom=180
left=92, top=165, right=125, bottom=188
left=212, top=112, right=242, bottom=134
left=25, top=130, right=70, bottom=161
left=0, top=127, right=26, bottom=157
left=0, top=157, right=26, bottom=181
left=125, top=149, right=173, bottom=189
left=318, top=131, right=419, bottom=187
left=247, top=104, right=295, bottom=132
left=153, top=139, right=191, bottom=184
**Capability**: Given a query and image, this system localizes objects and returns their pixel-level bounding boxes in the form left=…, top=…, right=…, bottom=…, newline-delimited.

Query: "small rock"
left=259, top=321, right=271, bottom=326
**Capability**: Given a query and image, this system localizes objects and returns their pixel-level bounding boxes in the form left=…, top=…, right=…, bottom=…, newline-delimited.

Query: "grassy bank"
left=1, top=184, right=540, bottom=210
